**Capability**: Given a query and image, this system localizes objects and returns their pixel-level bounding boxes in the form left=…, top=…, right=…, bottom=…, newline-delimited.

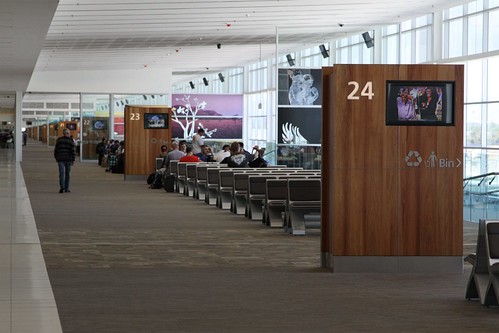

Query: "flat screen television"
left=386, top=80, right=455, bottom=126
left=92, top=120, right=108, bottom=131
left=65, top=123, right=77, bottom=130
left=144, top=113, right=168, bottom=129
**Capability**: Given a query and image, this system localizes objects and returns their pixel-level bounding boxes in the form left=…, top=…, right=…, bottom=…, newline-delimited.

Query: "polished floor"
left=3, top=142, right=499, bottom=332
left=0, top=148, right=62, bottom=333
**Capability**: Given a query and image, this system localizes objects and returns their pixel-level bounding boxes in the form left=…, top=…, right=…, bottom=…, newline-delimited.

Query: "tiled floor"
left=0, top=148, right=62, bottom=333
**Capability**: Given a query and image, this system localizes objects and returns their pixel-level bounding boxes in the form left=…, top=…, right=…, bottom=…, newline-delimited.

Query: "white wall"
left=27, top=67, right=172, bottom=94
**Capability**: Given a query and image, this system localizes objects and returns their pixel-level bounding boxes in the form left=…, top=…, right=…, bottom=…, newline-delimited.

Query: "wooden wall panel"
left=329, top=65, right=399, bottom=256
left=321, top=67, right=334, bottom=255
left=40, top=125, right=47, bottom=143
left=398, top=65, right=463, bottom=256
left=322, top=64, right=464, bottom=261
left=124, top=106, right=171, bottom=177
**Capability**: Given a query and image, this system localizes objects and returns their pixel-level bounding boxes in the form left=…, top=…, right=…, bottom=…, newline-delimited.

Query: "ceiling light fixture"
left=218, top=73, right=225, bottom=82
left=319, top=44, right=329, bottom=58
left=189, top=81, right=195, bottom=89
left=286, top=54, right=295, bottom=67
left=362, top=32, right=374, bottom=48
left=203, top=78, right=209, bottom=86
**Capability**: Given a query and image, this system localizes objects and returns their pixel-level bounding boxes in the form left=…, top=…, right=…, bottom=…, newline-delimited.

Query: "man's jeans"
left=58, top=161, right=72, bottom=191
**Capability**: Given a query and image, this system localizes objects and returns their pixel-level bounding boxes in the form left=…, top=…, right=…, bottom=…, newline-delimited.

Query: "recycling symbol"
left=405, top=151, right=423, bottom=167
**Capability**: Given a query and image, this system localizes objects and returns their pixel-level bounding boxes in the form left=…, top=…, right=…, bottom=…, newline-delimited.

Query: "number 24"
left=347, top=81, right=374, bottom=100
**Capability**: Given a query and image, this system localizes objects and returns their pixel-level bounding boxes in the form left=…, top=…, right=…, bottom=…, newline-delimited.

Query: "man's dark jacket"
left=54, top=136, right=75, bottom=162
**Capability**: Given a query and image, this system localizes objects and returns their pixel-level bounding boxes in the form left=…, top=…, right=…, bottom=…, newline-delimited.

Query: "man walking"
left=54, top=129, right=76, bottom=193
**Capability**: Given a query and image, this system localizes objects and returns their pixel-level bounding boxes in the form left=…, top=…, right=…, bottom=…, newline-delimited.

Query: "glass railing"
left=463, top=147, right=499, bottom=222
left=463, top=172, right=499, bottom=222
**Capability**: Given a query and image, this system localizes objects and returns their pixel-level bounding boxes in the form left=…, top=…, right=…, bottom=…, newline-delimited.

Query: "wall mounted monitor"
left=386, top=80, right=455, bottom=126
left=144, top=113, right=168, bottom=129
left=92, top=120, right=108, bottom=131
left=65, top=123, right=77, bottom=130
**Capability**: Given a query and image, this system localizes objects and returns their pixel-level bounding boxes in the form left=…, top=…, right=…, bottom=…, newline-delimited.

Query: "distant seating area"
left=465, top=219, right=499, bottom=306
left=153, top=161, right=321, bottom=236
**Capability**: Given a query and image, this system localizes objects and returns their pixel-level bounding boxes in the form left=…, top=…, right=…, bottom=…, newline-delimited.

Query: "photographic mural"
left=171, top=94, right=243, bottom=140
left=278, top=68, right=322, bottom=106
left=277, top=107, right=321, bottom=145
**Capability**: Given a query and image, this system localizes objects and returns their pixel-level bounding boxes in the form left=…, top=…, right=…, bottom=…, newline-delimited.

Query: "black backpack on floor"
left=163, top=174, right=175, bottom=192
left=150, top=174, right=163, bottom=189
left=147, top=173, right=155, bottom=185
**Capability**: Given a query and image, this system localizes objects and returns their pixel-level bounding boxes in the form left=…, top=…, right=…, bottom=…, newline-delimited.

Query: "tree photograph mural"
left=171, top=94, right=243, bottom=140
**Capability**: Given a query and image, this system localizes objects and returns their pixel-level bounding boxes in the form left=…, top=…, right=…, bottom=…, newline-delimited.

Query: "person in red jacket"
left=179, top=147, right=200, bottom=162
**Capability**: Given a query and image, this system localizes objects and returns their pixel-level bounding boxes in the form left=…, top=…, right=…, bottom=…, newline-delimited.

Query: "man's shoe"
left=65, top=189, right=71, bottom=193
left=59, top=189, right=64, bottom=193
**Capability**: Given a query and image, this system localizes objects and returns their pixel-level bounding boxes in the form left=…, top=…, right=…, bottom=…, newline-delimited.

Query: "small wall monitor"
left=93, top=120, right=108, bottom=130
left=144, top=113, right=168, bottom=129
left=65, top=123, right=77, bottom=130
left=386, top=80, right=455, bottom=126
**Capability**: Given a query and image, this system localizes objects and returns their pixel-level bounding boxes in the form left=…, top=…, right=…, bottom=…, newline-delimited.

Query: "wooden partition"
left=322, top=64, right=464, bottom=273
left=124, top=105, right=171, bottom=180
left=39, top=125, right=47, bottom=143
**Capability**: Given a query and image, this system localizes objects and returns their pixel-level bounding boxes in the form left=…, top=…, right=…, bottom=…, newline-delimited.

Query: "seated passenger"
left=239, top=142, right=254, bottom=163
left=158, top=145, right=168, bottom=158
left=248, top=145, right=268, bottom=167
left=220, top=142, right=248, bottom=167
left=195, top=145, right=215, bottom=162
left=214, top=144, right=230, bottom=162
left=179, top=140, right=187, bottom=153
left=179, top=147, right=201, bottom=162
left=162, top=141, right=186, bottom=169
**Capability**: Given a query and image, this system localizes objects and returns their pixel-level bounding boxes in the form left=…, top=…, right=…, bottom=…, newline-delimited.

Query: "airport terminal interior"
left=2, top=0, right=499, bottom=332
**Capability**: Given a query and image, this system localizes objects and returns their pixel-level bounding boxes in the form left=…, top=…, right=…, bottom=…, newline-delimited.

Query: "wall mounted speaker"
left=286, top=54, right=295, bottom=66
left=218, top=73, right=225, bottom=82
left=319, top=44, right=329, bottom=58
left=362, top=32, right=374, bottom=48
left=203, top=77, right=209, bottom=86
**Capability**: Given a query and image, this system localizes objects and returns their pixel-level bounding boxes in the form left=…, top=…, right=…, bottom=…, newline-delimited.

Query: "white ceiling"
left=0, top=0, right=468, bottom=101
left=34, top=0, right=467, bottom=84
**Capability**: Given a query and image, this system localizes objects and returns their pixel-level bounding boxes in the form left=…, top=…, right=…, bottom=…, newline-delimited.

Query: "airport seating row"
left=166, top=161, right=321, bottom=235
left=465, top=219, right=499, bottom=306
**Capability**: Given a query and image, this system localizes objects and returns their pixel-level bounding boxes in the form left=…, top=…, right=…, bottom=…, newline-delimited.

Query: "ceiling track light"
left=218, top=73, right=225, bottom=82
left=217, top=43, right=222, bottom=49
left=319, top=44, right=329, bottom=58
left=362, top=31, right=374, bottom=48
left=203, top=77, right=209, bottom=86
left=189, top=81, right=195, bottom=89
left=286, top=54, right=295, bottom=67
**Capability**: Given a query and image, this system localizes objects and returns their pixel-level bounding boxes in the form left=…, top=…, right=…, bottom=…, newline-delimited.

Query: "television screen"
left=386, top=81, right=455, bottom=126
left=144, top=113, right=168, bottom=129
left=93, top=120, right=108, bottom=131
left=65, top=123, right=77, bottom=130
